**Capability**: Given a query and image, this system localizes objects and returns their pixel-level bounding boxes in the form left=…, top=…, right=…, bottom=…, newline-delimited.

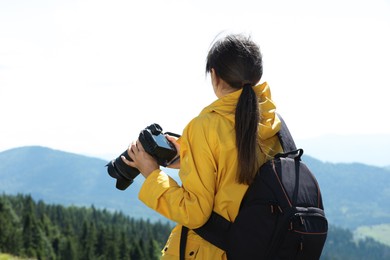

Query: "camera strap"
left=164, top=131, right=181, bottom=138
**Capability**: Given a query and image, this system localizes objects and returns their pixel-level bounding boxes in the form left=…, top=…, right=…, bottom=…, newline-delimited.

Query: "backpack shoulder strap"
left=180, top=226, right=189, bottom=260
left=180, top=114, right=296, bottom=257
left=277, top=114, right=297, bottom=153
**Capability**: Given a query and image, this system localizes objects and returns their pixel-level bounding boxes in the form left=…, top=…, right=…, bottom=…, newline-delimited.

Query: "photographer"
left=122, top=33, right=283, bottom=259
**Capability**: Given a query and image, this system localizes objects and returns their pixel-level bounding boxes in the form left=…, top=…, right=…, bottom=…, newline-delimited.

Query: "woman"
left=123, top=33, right=283, bottom=259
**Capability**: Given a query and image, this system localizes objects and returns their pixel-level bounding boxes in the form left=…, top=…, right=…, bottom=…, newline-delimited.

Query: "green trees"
left=1, top=193, right=390, bottom=259
left=0, top=196, right=22, bottom=254
left=319, top=226, right=390, bottom=259
left=0, top=194, right=171, bottom=259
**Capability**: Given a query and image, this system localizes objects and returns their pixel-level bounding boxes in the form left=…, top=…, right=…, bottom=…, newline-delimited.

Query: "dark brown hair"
left=206, top=34, right=263, bottom=184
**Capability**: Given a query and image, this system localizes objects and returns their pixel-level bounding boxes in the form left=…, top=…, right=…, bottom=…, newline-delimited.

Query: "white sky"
left=1, top=0, right=389, bottom=159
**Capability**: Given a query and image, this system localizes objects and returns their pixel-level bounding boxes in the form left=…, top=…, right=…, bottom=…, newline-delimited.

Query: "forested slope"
left=1, top=194, right=390, bottom=260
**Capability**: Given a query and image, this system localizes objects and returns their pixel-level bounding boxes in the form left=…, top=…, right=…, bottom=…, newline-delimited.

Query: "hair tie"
left=242, top=81, right=253, bottom=89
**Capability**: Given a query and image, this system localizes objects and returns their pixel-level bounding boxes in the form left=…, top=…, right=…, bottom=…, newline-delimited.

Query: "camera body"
left=106, top=123, right=177, bottom=190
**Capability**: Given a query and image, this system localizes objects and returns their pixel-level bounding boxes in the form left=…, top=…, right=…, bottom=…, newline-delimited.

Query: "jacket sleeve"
left=138, top=116, right=216, bottom=229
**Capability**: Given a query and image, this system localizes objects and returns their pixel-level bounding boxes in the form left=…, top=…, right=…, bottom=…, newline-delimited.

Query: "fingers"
left=164, top=135, right=181, bottom=169
left=130, top=141, right=137, bottom=153
left=136, top=140, right=145, bottom=152
left=129, top=140, right=145, bottom=154
left=165, top=135, right=177, bottom=142
left=166, top=135, right=180, bottom=152
left=121, top=139, right=159, bottom=177
left=122, top=140, right=146, bottom=167
left=121, top=154, right=136, bottom=168
left=120, top=141, right=139, bottom=168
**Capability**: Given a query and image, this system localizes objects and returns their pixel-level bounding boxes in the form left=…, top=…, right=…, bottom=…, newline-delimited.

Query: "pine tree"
left=0, top=196, right=22, bottom=255
left=118, top=230, right=131, bottom=260
left=130, top=239, right=145, bottom=260
left=59, top=236, right=78, bottom=260
left=80, top=220, right=98, bottom=259
left=22, top=213, right=38, bottom=257
left=96, top=226, right=109, bottom=258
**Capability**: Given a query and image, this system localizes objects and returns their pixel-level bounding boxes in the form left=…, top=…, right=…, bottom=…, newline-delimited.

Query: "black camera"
left=106, top=123, right=178, bottom=190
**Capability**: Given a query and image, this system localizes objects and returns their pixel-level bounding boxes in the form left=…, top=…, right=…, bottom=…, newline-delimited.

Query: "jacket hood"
left=199, top=82, right=281, bottom=140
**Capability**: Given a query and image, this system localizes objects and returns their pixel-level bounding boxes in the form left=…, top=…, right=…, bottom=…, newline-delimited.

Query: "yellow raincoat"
left=139, top=82, right=283, bottom=259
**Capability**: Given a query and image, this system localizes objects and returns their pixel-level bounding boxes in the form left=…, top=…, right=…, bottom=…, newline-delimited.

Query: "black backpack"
left=180, top=116, right=328, bottom=260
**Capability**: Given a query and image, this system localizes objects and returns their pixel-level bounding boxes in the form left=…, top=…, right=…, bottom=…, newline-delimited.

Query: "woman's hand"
left=121, top=139, right=159, bottom=178
left=166, top=135, right=181, bottom=169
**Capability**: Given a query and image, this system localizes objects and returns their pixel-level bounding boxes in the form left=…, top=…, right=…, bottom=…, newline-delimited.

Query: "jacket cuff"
left=138, top=169, right=178, bottom=209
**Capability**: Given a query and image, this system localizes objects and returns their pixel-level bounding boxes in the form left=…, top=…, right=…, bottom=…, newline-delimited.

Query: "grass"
left=0, top=254, right=34, bottom=260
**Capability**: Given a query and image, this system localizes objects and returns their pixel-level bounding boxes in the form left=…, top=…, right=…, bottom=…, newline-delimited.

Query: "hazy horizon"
left=1, top=132, right=389, bottom=168
left=1, top=0, right=389, bottom=167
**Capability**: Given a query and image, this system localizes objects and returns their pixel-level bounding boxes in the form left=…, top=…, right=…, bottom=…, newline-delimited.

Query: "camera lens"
left=106, top=150, right=140, bottom=190
left=106, top=123, right=179, bottom=190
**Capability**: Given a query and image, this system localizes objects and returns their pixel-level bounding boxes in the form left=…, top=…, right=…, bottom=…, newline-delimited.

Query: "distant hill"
left=296, top=134, right=390, bottom=167
left=302, top=155, right=390, bottom=229
left=0, top=146, right=162, bottom=221
left=0, top=146, right=389, bottom=230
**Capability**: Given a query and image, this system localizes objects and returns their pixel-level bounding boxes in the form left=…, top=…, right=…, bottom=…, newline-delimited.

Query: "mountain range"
left=0, top=146, right=389, bottom=231
left=295, top=134, right=390, bottom=167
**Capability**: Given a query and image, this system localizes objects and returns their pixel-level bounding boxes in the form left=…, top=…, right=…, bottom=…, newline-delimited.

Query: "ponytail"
left=235, top=84, right=260, bottom=185
left=205, top=33, right=263, bottom=184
